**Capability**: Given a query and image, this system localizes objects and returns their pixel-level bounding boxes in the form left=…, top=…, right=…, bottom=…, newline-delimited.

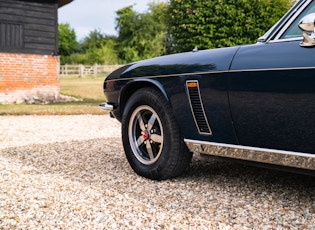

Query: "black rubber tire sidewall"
left=121, top=87, right=191, bottom=180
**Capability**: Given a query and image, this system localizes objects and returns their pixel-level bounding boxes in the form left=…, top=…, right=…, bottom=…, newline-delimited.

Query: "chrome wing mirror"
left=299, top=13, right=315, bottom=47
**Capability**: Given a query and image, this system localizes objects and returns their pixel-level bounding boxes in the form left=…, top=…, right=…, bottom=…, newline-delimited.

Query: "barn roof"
left=58, top=0, right=73, bottom=8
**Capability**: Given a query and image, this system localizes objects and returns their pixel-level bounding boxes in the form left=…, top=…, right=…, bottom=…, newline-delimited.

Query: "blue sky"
left=58, top=0, right=166, bottom=41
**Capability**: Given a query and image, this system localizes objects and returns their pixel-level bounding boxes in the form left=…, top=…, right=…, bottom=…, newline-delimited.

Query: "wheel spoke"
left=147, top=113, right=157, bottom=131
left=150, top=134, right=163, bottom=144
left=136, top=113, right=146, bottom=131
left=128, top=105, right=164, bottom=165
left=146, top=141, right=155, bottom=160
left=137, top=135, right=145, bottom=146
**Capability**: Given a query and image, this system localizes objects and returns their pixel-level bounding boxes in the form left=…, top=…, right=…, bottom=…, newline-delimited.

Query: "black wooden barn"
left=0, top=0, right=73, bottom=55
left=0, top=0, right=73, bottom=104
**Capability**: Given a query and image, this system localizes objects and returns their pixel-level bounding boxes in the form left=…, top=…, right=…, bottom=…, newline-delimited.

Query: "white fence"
left=60, top=64, right=123, bottom=77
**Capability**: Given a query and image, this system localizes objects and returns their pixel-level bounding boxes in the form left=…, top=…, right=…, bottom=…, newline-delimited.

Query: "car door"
left=228, top=0, right=315, bottom=154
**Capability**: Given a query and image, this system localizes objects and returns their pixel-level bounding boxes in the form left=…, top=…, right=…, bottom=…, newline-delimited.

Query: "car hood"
left=107, top=46, right=241, bottom=80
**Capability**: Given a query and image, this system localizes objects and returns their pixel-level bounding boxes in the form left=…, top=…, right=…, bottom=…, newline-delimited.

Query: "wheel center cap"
left=142, top=130, right=150, bottom=140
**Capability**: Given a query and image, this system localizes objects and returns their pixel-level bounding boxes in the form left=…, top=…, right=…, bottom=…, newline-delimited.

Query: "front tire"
left=121, top=87, right=192, bottom=180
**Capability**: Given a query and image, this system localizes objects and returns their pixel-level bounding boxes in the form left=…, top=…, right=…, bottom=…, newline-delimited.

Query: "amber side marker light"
left=187, top=82, right=198, bottom=88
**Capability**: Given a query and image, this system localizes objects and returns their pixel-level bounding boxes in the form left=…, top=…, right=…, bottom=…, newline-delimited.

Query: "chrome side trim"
left=104, top=70, right=227, bottom=82
left=99, top=102, right=114, bottom=112
left=104, top=66, right=315, bottom=83
left=184, top=139, right=315, bottom=171
left=229, top=66, right=315, bottom=73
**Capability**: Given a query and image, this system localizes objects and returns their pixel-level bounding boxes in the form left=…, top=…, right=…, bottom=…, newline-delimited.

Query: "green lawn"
left=0, top=76, right=108, bottom=115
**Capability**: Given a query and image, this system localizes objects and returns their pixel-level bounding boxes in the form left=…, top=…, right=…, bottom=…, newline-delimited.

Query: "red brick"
left=0, top=52, right=60, bottom=104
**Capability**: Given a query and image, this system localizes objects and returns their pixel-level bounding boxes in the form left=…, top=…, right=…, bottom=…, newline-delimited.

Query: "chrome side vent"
left=186, top=80, right=212, bottom=135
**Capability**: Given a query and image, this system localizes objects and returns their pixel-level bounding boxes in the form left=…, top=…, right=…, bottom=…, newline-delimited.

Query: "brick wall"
left=0, top=53, right=60, bottom=104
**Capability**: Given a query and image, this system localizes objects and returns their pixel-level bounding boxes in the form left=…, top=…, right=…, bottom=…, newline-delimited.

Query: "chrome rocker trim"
left=99, top=102, right=114, bottom=112
left=185, top=139, right=315, bottom=171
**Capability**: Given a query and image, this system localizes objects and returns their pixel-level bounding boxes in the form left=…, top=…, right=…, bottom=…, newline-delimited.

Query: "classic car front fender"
left=117, top=78, right=170, bottom=120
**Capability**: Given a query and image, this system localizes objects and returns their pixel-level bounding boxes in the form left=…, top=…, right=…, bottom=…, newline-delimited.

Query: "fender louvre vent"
left=186, top=80, right=212, bottom=135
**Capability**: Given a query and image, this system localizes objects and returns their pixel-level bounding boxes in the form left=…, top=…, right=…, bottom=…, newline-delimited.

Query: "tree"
left=80, top=29, right=106, bottom=52
left=59, top=2, right=169, bottom=64
left=84, top=37, right=120, bottom=65
left=58, top=23, right=78, bottom=56
left=79, top=30, right=120, bottom=64
left=61, top=29, right=120, bottom=65
left=115, top=2, right=168, bottom=63
left=168, top=0, right=294, bottom=53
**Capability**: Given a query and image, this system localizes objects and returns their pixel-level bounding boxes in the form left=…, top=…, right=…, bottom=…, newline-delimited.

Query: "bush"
left=168, top=0, right=294, bottom=53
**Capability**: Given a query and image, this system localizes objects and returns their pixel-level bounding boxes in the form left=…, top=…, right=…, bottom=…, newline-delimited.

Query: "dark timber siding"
left=0, top=0, right=58, bottom=55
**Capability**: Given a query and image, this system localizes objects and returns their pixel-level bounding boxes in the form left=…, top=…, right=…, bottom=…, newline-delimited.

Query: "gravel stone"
left=0, top=115, right=315, bottom=229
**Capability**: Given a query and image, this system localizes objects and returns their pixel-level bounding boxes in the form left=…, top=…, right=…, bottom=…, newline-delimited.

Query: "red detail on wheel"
left=142, top=130, right=149, bottom=140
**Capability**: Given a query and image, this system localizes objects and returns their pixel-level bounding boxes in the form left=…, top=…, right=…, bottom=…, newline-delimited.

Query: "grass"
left=0, top=76, right=108, bottom=115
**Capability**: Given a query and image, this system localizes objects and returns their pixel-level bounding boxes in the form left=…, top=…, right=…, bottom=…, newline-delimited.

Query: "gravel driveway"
left=1, top=115, right=315, bottom=229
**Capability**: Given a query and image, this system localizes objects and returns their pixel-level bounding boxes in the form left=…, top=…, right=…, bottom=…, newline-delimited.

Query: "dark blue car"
left=101, top=0, right=315, bottom=180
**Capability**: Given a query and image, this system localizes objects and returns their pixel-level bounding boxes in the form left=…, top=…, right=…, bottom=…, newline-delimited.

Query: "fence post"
left=93, top=64, right=98, bottom=77
left=79, top=64, right=84, bottom=77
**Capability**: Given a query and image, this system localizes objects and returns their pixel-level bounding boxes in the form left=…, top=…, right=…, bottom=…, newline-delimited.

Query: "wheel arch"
left=118, top=79, right=170, bottom=121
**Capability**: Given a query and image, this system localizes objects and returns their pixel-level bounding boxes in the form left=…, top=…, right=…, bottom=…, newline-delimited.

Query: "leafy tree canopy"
left=80, top=29, right=107, bottom=52
left=115, top=2, right=168, bottom=62
left=63, top=30, right=120, bottom=65
left=58, top=23, right=78, bottom=56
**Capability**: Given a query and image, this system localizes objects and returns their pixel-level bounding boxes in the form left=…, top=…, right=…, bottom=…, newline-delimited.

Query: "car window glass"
left=281, top=1, right=315, bottom=39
